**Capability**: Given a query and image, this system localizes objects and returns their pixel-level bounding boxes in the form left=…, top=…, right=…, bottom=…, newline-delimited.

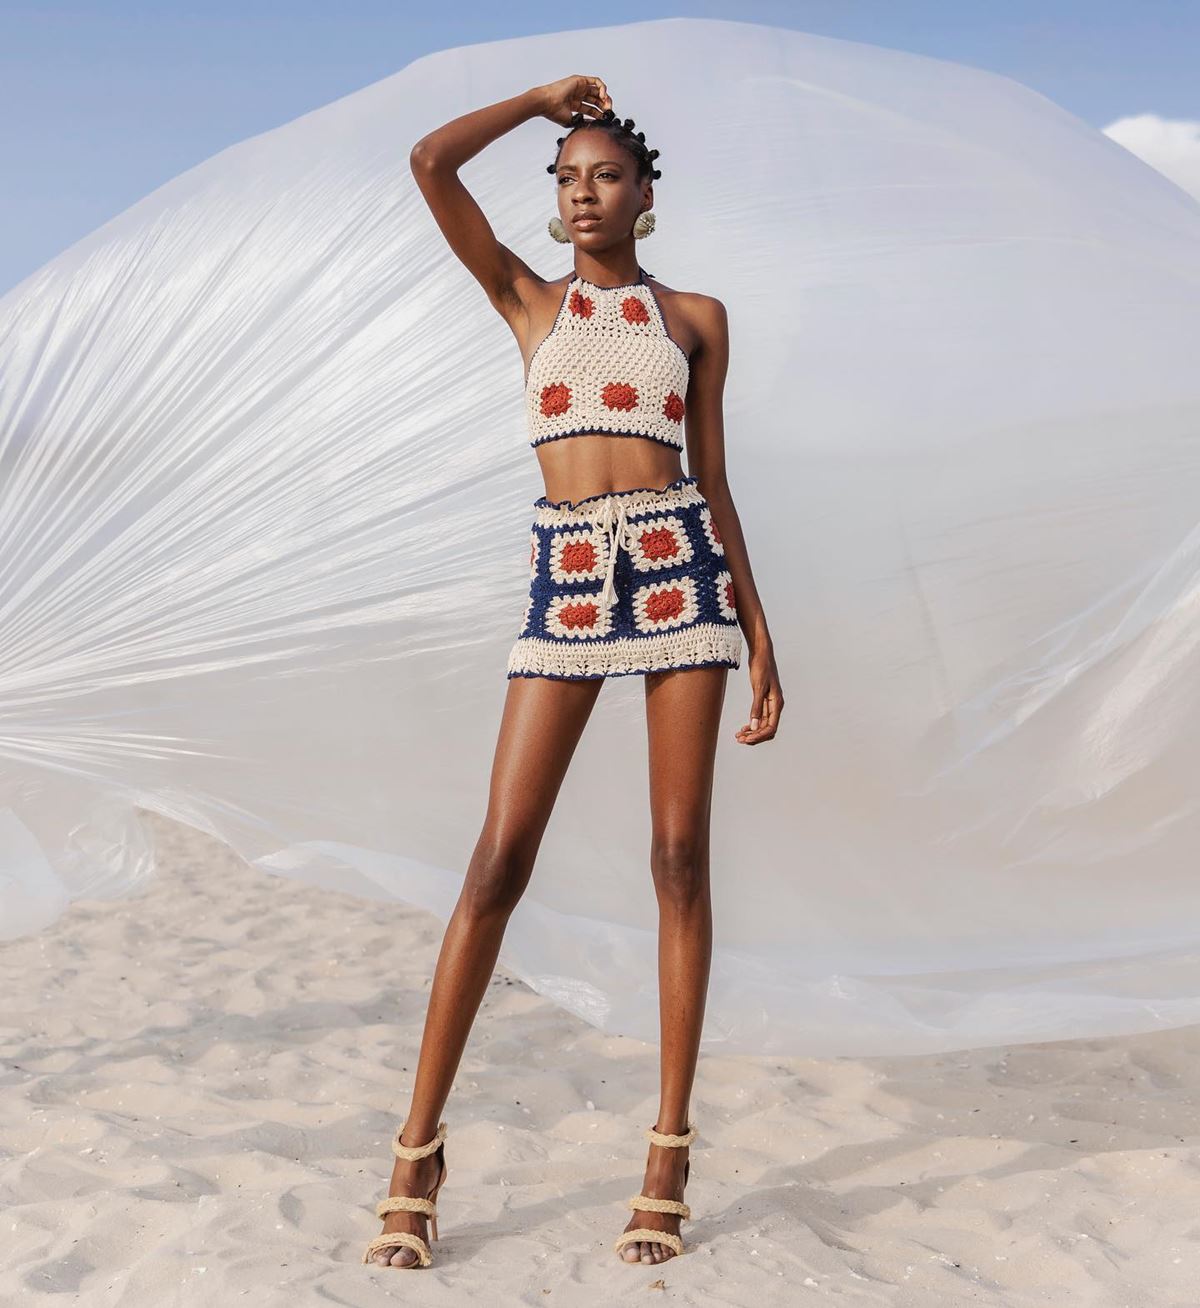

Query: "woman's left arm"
left=683, top=294, right=784, bottom=745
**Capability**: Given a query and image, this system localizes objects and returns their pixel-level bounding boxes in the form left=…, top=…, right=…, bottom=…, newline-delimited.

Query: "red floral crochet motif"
left=710, top=515, right=723, bottom=546
left=560, top=600, right=599, bottom=630
left=601, top=381, right=639, bottom=412
left=724, top=578, right=736, bottom=610
left=644, top=586, right=686, bottom=623
left=569, top=289, right=594, bottom=318
left=621, top=296, right=651, bottom=325
left=560, top=539, right=599, bottom=574
left=638, top=526, right=680, bottom=562
left=540, top=381, right=572, bottom=417
left=663, top=391, right=685, bottom=424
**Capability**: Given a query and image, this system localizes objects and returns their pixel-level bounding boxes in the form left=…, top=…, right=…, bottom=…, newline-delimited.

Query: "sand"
left=1, top=808, right=1197, bottom=1307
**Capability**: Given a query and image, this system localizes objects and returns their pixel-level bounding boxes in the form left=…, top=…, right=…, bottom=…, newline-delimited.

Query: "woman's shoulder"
left=646, top=273, right=725, bottom=316
left=646, top=274, right=728, bottom=350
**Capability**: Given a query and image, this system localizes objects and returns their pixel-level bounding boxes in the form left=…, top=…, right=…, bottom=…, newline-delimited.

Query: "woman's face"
left=554, top=130, right=650, bottom=247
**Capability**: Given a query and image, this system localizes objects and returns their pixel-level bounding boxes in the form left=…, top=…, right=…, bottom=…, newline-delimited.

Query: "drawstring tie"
left=595, top=497, right=634, bottom=611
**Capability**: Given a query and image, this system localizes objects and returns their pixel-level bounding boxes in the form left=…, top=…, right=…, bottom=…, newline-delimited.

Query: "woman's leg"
left=372, top=673, right=604, bottom=1267
left=618, top=663, right=728, bottom=1265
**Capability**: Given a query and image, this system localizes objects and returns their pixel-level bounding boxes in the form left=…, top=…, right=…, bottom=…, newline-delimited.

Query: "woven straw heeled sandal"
left=361, top=1121, right=448, bottom=1269
left=612, top=1121, right=696, bottom=1262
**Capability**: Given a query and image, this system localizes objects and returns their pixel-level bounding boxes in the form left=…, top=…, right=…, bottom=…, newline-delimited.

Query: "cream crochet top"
left=524, top=267, right=690, bottom=450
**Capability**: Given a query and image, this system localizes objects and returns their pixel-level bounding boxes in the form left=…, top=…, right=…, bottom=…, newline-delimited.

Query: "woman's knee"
left=460, top=839, right=534, bottom=919
left=649, top=837, right=709, bottom=910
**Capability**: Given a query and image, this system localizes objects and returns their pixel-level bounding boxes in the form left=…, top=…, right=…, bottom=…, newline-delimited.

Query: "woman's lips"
left=573, top=214, right=601, bottom=226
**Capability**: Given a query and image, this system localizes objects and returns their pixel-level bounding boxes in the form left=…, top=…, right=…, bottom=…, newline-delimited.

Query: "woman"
left=363, top=73, right=784, bottom=1272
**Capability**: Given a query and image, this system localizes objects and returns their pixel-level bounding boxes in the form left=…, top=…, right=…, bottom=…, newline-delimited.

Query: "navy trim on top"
left=571, top=265, right=650, bottom=291
left=529, top=426, right=685, bottom=451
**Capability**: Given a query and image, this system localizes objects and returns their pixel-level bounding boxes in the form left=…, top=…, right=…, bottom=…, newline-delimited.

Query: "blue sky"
left=1, top=2, right=1197, bottom=296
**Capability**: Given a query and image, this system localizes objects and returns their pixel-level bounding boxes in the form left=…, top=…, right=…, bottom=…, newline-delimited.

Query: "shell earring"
left=549, top=212, right=655, bottom=240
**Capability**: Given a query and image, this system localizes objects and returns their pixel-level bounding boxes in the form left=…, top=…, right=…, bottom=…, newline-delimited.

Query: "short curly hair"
left=546, top=107, right=661, bottom=182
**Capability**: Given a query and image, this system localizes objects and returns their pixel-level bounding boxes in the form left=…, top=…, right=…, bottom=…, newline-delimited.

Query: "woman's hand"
left=536, top=75, right=612, bottom=127
left=735, top=642, right=784, bottom=745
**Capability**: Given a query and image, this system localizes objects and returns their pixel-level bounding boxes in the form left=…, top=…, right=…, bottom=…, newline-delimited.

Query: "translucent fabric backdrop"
left=3, top=18, right=1200, bottom=1057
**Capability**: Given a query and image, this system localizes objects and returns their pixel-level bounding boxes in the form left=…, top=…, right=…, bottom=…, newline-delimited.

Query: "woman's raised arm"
left=409, top=77, right=611, bottom=315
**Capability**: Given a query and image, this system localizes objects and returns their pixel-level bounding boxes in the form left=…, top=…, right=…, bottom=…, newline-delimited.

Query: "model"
left=362, top=73, right=784, bottom=1272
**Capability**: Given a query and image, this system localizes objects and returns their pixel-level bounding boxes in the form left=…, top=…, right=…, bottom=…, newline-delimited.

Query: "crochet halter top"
left=524, top=266, right=690, bottom=450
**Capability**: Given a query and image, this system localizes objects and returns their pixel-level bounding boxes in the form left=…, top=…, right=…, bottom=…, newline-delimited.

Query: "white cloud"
left=1102, top=113, right=1200, bottom=202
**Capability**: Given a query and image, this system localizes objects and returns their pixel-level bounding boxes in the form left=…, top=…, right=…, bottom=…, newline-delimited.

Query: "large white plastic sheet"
left=3, top=18, right=1200, bottom=1057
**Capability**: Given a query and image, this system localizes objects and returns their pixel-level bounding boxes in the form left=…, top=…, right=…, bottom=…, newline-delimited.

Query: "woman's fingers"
left=750, top=684, right=765, bottom=732
left=579, top=77, right=611, bottom=116
left=735, top=679, right=783, bottom=744
left=556, top=75, right=610, bottom=121
left=735, top=682, right=766, bottom=738
left=764, top=686, right=783, bottom=736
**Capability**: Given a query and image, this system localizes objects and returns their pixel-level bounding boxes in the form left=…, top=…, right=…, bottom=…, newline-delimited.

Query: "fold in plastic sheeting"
left=3, top=18, right=1200, bottom=1056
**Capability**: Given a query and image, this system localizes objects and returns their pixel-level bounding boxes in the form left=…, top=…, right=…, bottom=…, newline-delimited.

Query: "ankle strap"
left=392, top=1120, right=447, bottom=1160
left=646, top=1122, right=696, bottom=1148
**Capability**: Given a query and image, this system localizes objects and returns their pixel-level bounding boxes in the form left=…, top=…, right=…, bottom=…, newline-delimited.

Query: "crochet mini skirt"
left=506, top=474, right=743, bottom=681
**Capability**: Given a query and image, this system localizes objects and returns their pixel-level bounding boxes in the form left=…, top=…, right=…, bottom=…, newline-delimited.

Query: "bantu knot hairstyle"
left=545, top=108, right=661, bottom=182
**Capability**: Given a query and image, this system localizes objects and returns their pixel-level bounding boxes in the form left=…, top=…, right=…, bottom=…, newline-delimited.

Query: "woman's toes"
left=369, top=1241, right=420, bottom=1268
left=620, top=1231, right=679, bottom=1264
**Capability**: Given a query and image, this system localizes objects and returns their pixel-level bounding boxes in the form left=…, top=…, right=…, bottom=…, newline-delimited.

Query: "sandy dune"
left=1, top=809, right=1196, bottom=1306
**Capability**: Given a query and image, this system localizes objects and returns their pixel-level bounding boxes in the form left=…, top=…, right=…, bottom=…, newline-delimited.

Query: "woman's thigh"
left=479, top=674, right=605, bottom=857
left=644, top=665, right=728, bottom=847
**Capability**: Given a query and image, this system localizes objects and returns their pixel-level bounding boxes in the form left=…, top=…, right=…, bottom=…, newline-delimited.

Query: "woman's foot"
left=618, top=1135, right=690, bottom=1264
left=370, top=1143, right=444, bottom=1268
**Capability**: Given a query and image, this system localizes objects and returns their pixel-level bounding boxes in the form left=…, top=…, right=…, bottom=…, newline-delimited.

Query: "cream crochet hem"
left=507, top=623, right=742, bottom=679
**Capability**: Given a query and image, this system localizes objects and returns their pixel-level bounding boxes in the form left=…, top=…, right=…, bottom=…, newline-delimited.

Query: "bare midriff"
left=534, top=433, right=685, bottom=506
